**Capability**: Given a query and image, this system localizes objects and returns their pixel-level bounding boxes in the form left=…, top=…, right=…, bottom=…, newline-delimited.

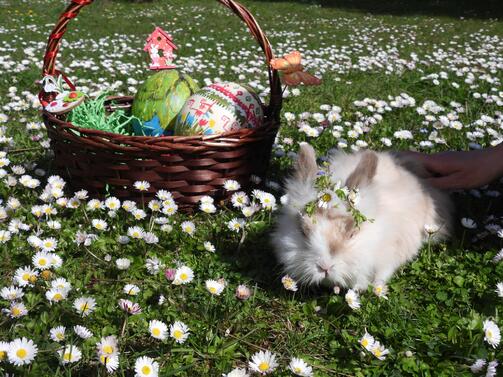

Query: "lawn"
left=0, top=0, right=502, bottom=376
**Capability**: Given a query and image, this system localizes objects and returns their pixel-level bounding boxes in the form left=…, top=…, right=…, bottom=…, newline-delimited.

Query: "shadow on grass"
left=252, top=0, right=503, bottom=19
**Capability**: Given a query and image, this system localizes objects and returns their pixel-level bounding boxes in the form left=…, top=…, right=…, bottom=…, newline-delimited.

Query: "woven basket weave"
left=40, top=0, right=282, bottom=211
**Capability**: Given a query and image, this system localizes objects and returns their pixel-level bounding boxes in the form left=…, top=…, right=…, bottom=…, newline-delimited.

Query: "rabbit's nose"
left=317, top=263, right=333, bottom=274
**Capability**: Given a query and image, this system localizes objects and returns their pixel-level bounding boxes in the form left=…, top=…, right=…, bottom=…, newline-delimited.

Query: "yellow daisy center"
left=0, top=351, right=6, bottom=360
left=294, top=367, right=302, bottom=373
left=374, top=349, right=382, bottom=357
left=12, top=307, right=21, bottom=316
left=63, top=352, right=72, bottom=361
left=152, top=328, right=161, bottom=337
left=375, top=287, right=382, bottom=294
left=361, top=339, right=368, bottom=347
left=173, top=330, right=183, bottom=339
left=258, top=362, right=270, bottom=371
left=487, top=330, right=493, bottom=338
left=39, top=258, right=47, bottom=266
left=56, top=333, right=64, bottom=340
left=209, top=287, right=217, bottom=293
left=80, top=303, right=89, bottom=312
left=22, top=273, right=30, bottom=281
left=16, top=348, right=27, bottom=359
left=103, top=345, right=113, bottom=354
left=142, top=365, right=151, bottom=375
left=180, top=273, right=188, bottom=281
left=53, top=293, right=63, bottom=301
left=44, top=242, right=53, bottom=248
left=321, top=193, right=332, bottom=202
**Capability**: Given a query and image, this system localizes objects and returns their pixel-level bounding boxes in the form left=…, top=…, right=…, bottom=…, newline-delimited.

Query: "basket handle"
left=40, top=0, right=282, bottom=121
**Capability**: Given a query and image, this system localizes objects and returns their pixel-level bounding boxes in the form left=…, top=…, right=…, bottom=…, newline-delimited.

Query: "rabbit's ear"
left=345, top=151, right=378, bottom=189
left=294, top=143, right=318, bottom=182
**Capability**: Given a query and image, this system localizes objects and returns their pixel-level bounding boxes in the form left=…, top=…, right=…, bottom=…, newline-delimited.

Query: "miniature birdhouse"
left=144, top=27, right=178, bottom=70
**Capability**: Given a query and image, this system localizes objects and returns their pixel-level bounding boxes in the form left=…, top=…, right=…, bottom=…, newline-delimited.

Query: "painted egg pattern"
left=173, top=82, right=264, bottom=136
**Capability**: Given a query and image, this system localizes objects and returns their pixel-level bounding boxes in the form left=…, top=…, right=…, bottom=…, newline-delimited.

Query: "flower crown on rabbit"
left=302, top=164, right=370, bottom=227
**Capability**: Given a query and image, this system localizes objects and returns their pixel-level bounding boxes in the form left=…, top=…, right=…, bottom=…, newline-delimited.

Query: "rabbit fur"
left=272, top=144, right=452, bottom=291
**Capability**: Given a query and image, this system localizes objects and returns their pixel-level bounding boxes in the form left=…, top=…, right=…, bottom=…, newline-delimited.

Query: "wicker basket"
left=40, top=0, right=282, bottom=211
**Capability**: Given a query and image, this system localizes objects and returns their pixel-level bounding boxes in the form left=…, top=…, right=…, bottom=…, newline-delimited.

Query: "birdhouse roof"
left=145, top=27, right=178, bottom=50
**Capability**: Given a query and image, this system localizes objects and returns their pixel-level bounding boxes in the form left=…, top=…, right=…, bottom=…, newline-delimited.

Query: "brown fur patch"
left=345, top=151, right=378, bottom=189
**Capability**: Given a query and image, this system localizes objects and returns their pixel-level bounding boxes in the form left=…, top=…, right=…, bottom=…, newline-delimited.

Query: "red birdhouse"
left=144, top=27, right=178, bottom=70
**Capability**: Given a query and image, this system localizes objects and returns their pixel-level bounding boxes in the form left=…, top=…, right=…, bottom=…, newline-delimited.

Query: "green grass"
left=0, top=0, right=502, bottom=376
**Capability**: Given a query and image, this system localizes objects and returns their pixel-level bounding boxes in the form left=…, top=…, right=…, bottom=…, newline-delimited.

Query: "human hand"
left=406, top=147, right=503, bottom=190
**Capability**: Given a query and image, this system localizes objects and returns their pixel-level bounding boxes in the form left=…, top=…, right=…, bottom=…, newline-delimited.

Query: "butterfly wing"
left=282, top=71, right=322, bottom=86
left=270, top=51, right=303, bottom=73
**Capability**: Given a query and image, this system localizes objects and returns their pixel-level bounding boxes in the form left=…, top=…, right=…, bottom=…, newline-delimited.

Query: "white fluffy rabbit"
left=272, top=143, right=452, bottom=291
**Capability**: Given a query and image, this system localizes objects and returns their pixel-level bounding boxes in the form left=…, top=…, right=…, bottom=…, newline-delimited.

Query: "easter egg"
left=173, top=82, right=264, bottom=136
left=132, top=70, right=199, bottom=136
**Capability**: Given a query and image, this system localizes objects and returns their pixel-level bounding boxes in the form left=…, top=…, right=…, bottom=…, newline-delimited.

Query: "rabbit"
left=272, top=143, right=452, bottom=291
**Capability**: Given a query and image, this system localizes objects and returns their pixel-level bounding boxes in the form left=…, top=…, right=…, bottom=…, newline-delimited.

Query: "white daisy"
left=58, top=345, right=82, bottom=364
left=200, top=202, right=217, bottom=214
left=5, top=301, right=28, bottom=318
left=98, top=353, right=119, bottom=373
left=486, top=360, right=498, bottom=377
left=32, top=251, right=53, bottom=270
left=134, top=181, right=150, bottom=191
left=181, top=221, right=196, bottom=236
left=373, top=281, right=388, bottom=299
left=231, top=192, right=249, bottom=208
left=97, top=335, right=119, bottom=357
left=461, top=218, right=477, bottom=229
left=204, top=241, right=216, bottom=253
left=205, top=279, right=225, bottom=296
left=224, top=179, right=240, bottom=191
left=105, top=197, right=120, bottom=211
left=134, top=356, right=159, bottom=377
left=228, top=218, right=245, bottom=232
left=369, top=341, right=389, bottom=360
left=74, top=325, right=93, bottom=339
left=46, top=287, right=68, bottom=303
left=73, top=296, right=96, bottom=317
left=116, top=258, right=132, bottom=270
left=7, top=337, right=38, bottom=366
left=359, top=331, right=375, bottom=351
left=124, top=284, right=140, bottom=296
left=127, top=226, right=145, bottom=239
left=0, top=341, right=9, bottom=362
left=50, top=326, right=66, bottom=342
left=281, top=275, right=298, bottom=292
left=249, top=350, right=278, bottom=375
left=288, top=357, right=313, bottom=376
left=149, top=320, right=168, bottom=340
left=496, top=282, right=503, bottom=298
left=424, top=224, right=440, bottom=234
left=470, top=359, right=486, bottom=373
left=0, top=286, right=24, bottom=301
left=51, top=278, right=72, bottom=293
left=173, top=266, right=194, bottom=285
left=483, top=320, right=501, bottom=348
left=40, top=237, right=58, bottom=252
left=345, top=289, right=361, bottom=310
left=170, top=321, right=190, bottom=344
left=14, top=266, right=38, bottom=287
left=223, top=368, right=250, bottom=377
left=92, top=219, right=108, bottom=231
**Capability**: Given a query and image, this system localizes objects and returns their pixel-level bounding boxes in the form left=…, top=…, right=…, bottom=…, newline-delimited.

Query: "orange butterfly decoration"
left=270, top=51, right=322, bottom=86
